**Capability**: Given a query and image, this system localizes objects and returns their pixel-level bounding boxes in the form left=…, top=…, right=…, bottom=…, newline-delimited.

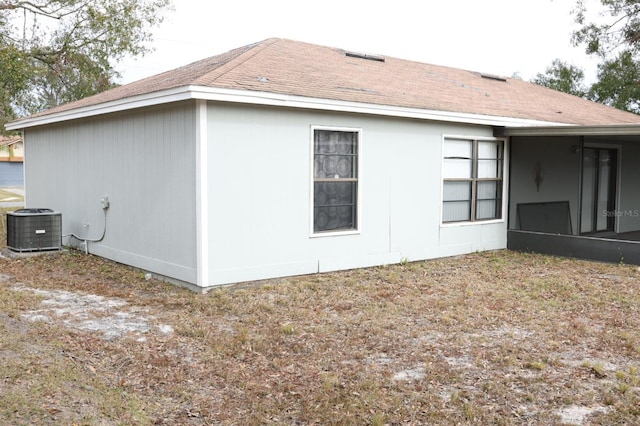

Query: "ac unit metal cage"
left=6, top=208, right=62, bottom=252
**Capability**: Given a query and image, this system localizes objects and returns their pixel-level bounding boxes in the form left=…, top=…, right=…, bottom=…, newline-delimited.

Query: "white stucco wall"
left=204, top=103, right=507, bottom=286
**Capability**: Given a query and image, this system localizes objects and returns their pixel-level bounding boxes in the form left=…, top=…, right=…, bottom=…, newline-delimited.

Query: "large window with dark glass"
left=442, top=138, right=503, bottom=223
left=313, top=129, right=358, bottom=233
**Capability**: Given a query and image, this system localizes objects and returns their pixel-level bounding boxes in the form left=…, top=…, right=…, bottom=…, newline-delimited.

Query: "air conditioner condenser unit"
left=6, top=208, right=62, bottom=252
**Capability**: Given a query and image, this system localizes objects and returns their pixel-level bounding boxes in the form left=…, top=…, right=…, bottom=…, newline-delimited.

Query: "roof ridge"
left=192, top=38, right=282, bottom=86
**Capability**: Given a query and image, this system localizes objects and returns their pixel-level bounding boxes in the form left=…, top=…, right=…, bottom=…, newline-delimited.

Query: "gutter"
left=495, top=124, right=640, bottom=137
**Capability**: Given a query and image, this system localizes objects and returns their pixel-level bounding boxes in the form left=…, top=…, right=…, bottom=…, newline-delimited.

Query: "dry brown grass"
left=1, top=246, right=639, bottom=425
left=1, top=206, right=14, bottom=245
left=0, top=190, right=23, bottom=202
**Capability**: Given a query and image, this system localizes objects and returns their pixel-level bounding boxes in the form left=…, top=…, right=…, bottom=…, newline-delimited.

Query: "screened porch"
left=498, top=125, right=640, bottom=265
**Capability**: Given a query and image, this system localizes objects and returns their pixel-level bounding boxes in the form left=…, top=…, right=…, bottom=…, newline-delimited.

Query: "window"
left=313, top=129, right=358, bottom=233
left=442, top=138, right=503, bottom=223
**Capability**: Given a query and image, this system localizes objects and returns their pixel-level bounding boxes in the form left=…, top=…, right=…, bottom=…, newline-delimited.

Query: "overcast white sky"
left=116, top=0, right=603, bottom=85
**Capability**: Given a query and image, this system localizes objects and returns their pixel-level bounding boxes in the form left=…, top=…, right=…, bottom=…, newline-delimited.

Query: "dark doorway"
left=580, top=148, right=617, bottom=234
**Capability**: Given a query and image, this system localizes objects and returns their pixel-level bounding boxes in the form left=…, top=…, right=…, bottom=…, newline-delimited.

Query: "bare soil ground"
left=1, top=248, right=639, bottom=425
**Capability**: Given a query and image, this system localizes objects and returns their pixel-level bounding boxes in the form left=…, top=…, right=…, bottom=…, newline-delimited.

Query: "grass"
left=1, top=244, right=640, bottom=424
left=1, top=206, right=22, bottom=246
left=0, top=189, right=23, bottom=202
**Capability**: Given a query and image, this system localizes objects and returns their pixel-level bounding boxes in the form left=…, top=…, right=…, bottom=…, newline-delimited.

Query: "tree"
left=0, top=0, right=172, bottom=128
left=534, top=1, right=640, bottom=114
left=589, top=50, right=640, bottom=113
left=532, top=59, right=588, bottom=97
left=572, top=0, right=640, bottom=58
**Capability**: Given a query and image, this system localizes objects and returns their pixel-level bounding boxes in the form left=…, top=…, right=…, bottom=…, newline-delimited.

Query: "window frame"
left=310, top=125, right=362, bottom=237
left=441, top=135, right=507, bottom=225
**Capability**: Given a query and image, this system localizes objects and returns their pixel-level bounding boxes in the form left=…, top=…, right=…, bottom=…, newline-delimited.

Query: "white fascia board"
left=6, top=84, right=565, bottom=130
left=496, top=124, right=640, bottom=137
left=188, top=86, right=565, bottom=127
left=5, top=87, right=194, bottom=130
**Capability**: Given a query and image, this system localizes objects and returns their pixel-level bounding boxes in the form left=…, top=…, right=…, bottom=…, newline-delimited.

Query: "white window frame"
left=310, top=125, right=362, bottom=237
left=441, top=135, right=508, bottom=226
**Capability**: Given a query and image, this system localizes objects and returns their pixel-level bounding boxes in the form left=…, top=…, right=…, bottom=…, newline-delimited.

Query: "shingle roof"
left=24, top=38, right=640, bottom=125
left=0, top=135, right=22, bottom=146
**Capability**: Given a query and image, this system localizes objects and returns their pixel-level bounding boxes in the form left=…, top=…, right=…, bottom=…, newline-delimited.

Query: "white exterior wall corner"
left=204, top=102, right=508, bottom=287
left=195, top=100, right=209, bottom=287
left=23, top=101, right=199, bottom=284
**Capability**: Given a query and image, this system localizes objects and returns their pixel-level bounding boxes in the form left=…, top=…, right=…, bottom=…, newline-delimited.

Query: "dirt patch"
left=557, top=406, right=611, bottom=425
left=13, top=285, right=173, bottom=341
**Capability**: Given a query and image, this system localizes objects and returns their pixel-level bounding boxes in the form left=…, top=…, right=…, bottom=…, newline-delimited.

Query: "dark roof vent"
left=480, top=73, right=508, bottom=82
left=345, top=51, right=385, bottom=62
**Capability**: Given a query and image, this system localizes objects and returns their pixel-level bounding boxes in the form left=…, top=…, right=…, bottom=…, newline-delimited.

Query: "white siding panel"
left=205, top=103, right=506, bottom=286
left=24, top=102, right=198, bottom=283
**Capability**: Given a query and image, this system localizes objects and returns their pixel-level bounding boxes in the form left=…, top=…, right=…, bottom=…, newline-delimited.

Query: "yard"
left=1, top=207, right=639, bottom=424
left=0, top=189, right=23, bottom=202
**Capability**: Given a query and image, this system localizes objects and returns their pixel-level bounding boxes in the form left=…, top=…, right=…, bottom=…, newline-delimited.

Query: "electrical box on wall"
left=6, top=208, right=62, bottom=252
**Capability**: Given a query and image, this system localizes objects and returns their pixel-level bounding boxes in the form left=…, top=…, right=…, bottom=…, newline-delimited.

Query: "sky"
left=116, top=0, right=603, bottom=85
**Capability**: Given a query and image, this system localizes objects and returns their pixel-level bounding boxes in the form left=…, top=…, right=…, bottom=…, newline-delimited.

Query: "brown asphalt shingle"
left=26, top=38, right=640, bottom=125
left=0, top=135, right=22, bottom=146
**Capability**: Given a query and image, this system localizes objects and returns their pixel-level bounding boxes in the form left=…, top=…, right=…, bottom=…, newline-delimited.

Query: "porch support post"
left=577, top=136, right=584, bottom=236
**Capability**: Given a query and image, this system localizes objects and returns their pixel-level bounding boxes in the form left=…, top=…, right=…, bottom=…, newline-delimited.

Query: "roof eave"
left=496, top=124, right=640, bottom=137
left=190, top=86, right=565, bottom=127
left=5, top=85, right=566, bottom=131
left=5, top=87, right=196, bottom=131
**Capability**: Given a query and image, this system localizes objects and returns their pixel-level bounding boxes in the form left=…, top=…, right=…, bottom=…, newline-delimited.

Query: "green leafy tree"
left=0, top=0, right=172, bottom=128
left=532, top=59, right=588, bottom=97
left=534, top=1, right=640, bottom=114
left=589, top=50, right=640, bottom=113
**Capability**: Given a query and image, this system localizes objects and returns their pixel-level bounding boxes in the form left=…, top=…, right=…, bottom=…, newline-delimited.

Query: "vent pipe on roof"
left=480, top=73, right=508, bottom=82
left=345, top=51, right=385, bottom=62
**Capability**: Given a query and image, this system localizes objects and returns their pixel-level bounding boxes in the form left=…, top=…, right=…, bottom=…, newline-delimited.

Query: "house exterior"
left=7, top=38, right=640, bottom=291
left=0, top=135, right=24, bottom=187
